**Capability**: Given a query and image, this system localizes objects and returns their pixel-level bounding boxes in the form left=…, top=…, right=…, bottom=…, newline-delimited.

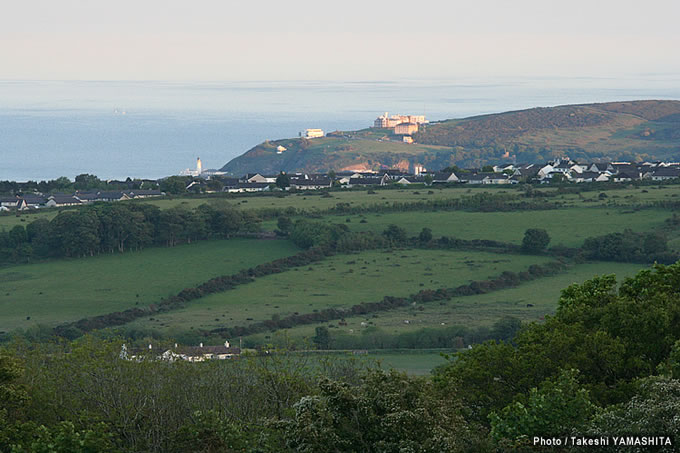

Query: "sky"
left=2, top=0, right=679, bottom=81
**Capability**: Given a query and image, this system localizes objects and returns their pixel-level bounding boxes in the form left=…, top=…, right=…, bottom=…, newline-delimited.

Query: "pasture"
left=0, top=210, right=59, bottom=230
left=3, top=182, right=679, bottom=353
left=0, top=239, right=298, bottom=332
left=313, top=207, right=673, bottom=248
left=272, top=261, right=648, bottom=342
left=368, top=350, right=452, bottom=375
left=124, top=248, right=553, bottom=335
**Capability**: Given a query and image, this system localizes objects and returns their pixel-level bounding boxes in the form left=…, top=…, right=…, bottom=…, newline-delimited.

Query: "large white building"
left=302, top=128, right=324, bottom=139
left=373, top=113, right=427, bottom=128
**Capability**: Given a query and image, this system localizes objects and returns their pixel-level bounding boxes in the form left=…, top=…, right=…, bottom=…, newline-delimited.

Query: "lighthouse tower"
left=196, top=157, right=202, bottom=175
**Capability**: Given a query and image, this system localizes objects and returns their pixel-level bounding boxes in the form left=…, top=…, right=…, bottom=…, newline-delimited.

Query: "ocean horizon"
left=2, top=75, right=680, bottom=181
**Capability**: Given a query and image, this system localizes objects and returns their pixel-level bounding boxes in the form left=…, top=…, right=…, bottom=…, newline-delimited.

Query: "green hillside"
left=220, top=100, right=680, bottom=174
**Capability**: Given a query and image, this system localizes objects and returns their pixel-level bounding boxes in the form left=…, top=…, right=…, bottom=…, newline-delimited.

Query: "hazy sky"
left=2, top=0, right=679, bottom=81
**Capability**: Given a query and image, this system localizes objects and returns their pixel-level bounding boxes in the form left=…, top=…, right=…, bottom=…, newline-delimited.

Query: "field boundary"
left=207, top=259, right=568, bottom=338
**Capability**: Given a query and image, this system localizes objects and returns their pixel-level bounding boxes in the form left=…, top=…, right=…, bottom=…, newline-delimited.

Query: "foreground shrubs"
left=2, top=339, right=477, bottom=453
left=438, top=261, right=680, bottom=448
left=280, top=371, right=476, bottom=453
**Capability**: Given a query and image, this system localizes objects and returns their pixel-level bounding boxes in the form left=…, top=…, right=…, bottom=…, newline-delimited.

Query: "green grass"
left=316, top=207, right=672, bottom=248
left=275, top=261, right=648, bottom=342
left=139, top=187, right=502, bottom=212
left=125, top=249, right=553, bottom=335
left=3, top=183, right=677, bottom=346
left=0, top=239, right=298, bottom=333
left=368, top=351, right=452, bottom=375
left=0, top=211, right=59, bottom=230
left=138, top=184, right=680, bottom=214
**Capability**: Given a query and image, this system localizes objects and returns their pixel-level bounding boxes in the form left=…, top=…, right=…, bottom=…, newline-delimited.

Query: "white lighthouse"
left=196, top=157, right=202, bottom=175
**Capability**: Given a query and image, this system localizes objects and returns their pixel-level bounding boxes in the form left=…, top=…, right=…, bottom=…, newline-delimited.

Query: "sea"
left=2, top=75, right=680, bottom=181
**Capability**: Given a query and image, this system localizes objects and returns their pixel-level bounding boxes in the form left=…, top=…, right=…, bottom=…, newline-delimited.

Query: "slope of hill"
left=221, top=100, right=680, bottom=174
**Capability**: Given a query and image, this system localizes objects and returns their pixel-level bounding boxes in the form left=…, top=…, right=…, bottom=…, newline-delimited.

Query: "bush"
left=521, top=228, right=550, bottom=253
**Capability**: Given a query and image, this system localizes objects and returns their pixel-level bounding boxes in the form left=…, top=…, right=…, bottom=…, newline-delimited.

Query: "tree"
left=74, top=174, right=103, bottom=191
left=277, top=216, right=292, bottom=234
left=424, top=174, right=433, bottom=185
left=282, top=371, right=473, bottom=453
left=8, top=225, right=27, bottom=247
left=586, top=377, right=680, bottom=452
left=160, top=176, right=188, bottom=195
left=551, top=173, right=566, bottom=183
left=382, top=224, right=407, bottom=243
left=9, top=422, right=115, bottom=453
left=206, top=178, right=224, bottom=192
left=418, top=227, right=433, bottom=243
left=172, top=411, right=258, bottom=453
left=50, top=211, right=101, bottom=257
left=481, top=165, right=495, bottom=173
left=312, top=327, right=331, bottom=350
left=489, top=369, right=595, bottom=446
left=490, top=316, right=522, bottom=341
left=25, top=218, right=51, bottom=257
left=521, top=228, right=550, bottom=253
left=52, top=176, right=73, bottom=191
left=275, top=172, right=290, bottom=189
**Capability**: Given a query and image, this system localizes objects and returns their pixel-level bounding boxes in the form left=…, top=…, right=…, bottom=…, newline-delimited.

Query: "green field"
left=314, top=207, right=672, bottom=248
left=141, top=184, right=680, bottom=214
left=0, top=210, right=59, bottom=230
left=273, top=261, right=648, bottom=342
left=124, top=249, right=553, bottom=335
left=2, top=183, right=678, bottom=356
left=366, top=351, right=453, bottom=375
left=0, top=239, right=298, bottom=332
left=138, top=187, right=503, bottom=212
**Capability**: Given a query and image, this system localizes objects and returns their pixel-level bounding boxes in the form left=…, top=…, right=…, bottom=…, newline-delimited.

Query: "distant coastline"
left=2, top=77, right=680, bottom=181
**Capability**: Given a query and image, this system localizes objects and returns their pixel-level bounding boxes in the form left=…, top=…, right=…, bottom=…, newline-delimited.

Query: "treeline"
left=324, top=192, right=562, bottom=215
left=0, top=201, right=260, bottom=265
left=0, top=173, right=160, bottom=195
left=582, top=229, right=678, bottom=264
left=4, top=263, right=680, bottom=451
left=283, top=218, right=390, bottom=252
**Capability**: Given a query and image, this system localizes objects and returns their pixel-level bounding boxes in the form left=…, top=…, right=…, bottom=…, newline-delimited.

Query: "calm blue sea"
left=2, top=76, right=680, bottom=181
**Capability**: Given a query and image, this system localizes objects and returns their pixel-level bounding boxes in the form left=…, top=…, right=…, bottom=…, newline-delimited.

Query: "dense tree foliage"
left=0, top=175, right=158, bottom=196
left=0, top=201, right=259, bottom=265
left=521, top=228, right=550, bottom=253
left=280, top=371, right=475, bottom=453
left=582, top=229, right=677, bottom=263
left=489, top=369, right=596, bottom=447
left=276, top=172, right=291, bottom=189
left=437, top=262, right=680, bottom=447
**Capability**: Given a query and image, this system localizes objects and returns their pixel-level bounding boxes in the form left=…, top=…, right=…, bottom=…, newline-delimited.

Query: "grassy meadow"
left=368, top=350, right=453, bottom=375
left=0, top=239, right=298, bottom=332
left=123, top=249, right=554, bottom=335
left=0, top=210, right=59, bottom=230
left=313, top=207, right=672, bottom=248
left=265, top=261, right=648, bottom=344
